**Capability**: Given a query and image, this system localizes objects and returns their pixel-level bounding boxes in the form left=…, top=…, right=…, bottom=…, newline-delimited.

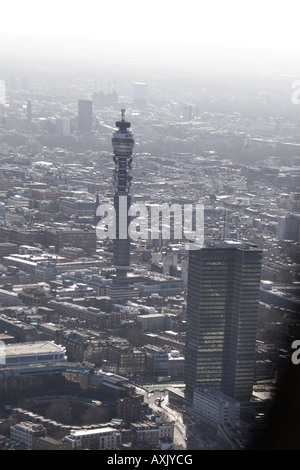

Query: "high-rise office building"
left=278, top=213, right=300, bottom=242
left=182, top=105, right=192, bottom=121
left=185, top=240, right=262, bottom=403
left=56, top=117, right=71, bottom=136
left=78, top=99, right=93, bottom=134
left=132, top=82, right=147, bottom=110
left=112, top=109, right=134, bottom=277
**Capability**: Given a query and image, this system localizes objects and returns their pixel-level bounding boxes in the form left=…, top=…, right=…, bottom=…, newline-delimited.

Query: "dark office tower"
left=112, top=109, right=134, bottom=277
left=78, top=99, right=93, bottom=134
left=185, top=240, right=262, bottom=403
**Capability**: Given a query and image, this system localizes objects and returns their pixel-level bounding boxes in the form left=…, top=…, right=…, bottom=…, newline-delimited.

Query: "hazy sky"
left=1, top=0, right=300, bottom=51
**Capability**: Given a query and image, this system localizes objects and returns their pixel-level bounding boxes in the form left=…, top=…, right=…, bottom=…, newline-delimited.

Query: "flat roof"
left=5, top=341, right=65, bottom=355
left=136, top=313, right=167, bottom=319
left=70, top=427, right=117, bottom=437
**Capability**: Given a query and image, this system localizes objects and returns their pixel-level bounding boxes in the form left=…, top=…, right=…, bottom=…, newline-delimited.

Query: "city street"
left=135, top=385, right=187, bottom=449
left=135, top=384, right=218, bottom=450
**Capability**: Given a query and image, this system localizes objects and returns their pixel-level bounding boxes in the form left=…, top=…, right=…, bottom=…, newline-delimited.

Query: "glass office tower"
left=185, top=240, right=262, bottom=403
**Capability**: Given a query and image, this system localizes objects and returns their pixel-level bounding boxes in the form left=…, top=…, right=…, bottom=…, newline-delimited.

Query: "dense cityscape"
left=0, top=20, right=300, bottom=455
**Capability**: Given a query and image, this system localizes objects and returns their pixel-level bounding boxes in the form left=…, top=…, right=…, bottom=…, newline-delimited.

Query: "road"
left=135, top=384, right=217, bottom=450
left=135, top=385, right=187, bottom=449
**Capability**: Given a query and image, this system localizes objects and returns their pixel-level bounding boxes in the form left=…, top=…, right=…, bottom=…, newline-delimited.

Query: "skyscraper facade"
left=132, top=82, right=147, bottom=110
left=78, top=99, right=93, bottom=134
left=185, top=240, right=262, bottom=403
left=278, top=213, right=300, bottom=242
left=112, top=109, right=134, bottom=277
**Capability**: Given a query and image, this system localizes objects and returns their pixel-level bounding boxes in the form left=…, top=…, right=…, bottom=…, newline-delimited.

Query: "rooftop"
left=69, top=426, right=117, bottom=437
left=5, top=341, right=65, bottom=356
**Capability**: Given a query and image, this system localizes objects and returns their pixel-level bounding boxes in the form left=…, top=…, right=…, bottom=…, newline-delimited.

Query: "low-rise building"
left=0, top=243, right=18, bottom=260
left=0, top=288, right=19, bottom=307
left=10, top=422, right=45, bottom=449
left=143, top=345, right=169, bottom=376
left=104, top=344, right=146, bottom=377
left=48, top=300, right=106, bottom=328
left=136, top=313, right=169, bottom=332
left=116, top=394, right=149, bottom=424
left=64, top=426, right=121, bottom=450
left=130, top=421, right=160, bottom=445
left=33, top=435, right=72, bottom=450
left=0, top=314, right=39, bottom=342
left=3, top=341, right=67, bottom=367
left=167, top=350, right=185, bottom=378
left=193, top=388, right=240, bottom=427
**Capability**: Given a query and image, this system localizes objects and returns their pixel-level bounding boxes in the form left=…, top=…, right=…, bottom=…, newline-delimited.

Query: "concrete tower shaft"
left=112, top=109, right=134, bottom=276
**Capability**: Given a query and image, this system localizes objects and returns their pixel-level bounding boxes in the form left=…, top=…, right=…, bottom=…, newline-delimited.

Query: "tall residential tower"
left=184, top=240, right=262, bottom=403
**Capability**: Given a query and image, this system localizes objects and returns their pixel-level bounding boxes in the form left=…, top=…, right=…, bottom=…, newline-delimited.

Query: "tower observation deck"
left=112, top=109, right=134, bottom=277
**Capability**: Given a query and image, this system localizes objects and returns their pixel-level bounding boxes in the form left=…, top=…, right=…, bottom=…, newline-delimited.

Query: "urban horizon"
left=0, top=1, right=299, bottom=456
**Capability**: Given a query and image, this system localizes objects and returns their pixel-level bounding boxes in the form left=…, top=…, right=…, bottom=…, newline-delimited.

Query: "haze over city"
left=0, top=0, right=299, bottom=456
